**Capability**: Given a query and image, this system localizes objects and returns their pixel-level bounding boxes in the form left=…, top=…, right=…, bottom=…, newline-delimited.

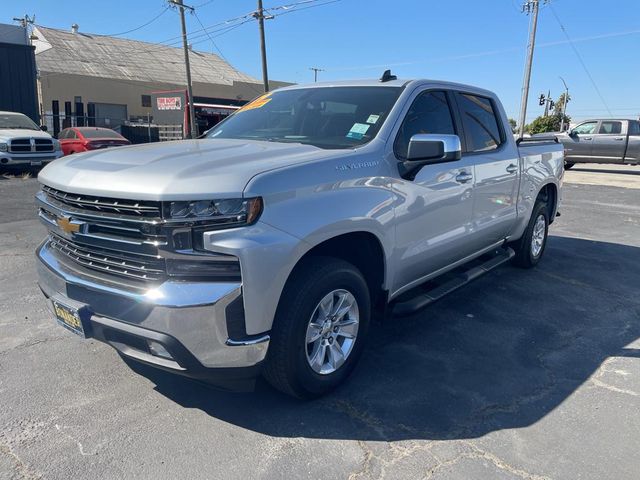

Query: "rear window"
left=79, top=128, right=123, bottom=139
left=629, top=121, right=640, bottom=136
left=599, top=121, right=622, bottom=135
left=456, top=93, right=503, bottom=152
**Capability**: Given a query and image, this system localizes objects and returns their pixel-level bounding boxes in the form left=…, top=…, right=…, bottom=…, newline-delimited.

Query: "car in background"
left=0, top=111, right=63, bottom=169
left=554, top=119, right=640, bottom=169
left=58, top=127, right=131, bottom=155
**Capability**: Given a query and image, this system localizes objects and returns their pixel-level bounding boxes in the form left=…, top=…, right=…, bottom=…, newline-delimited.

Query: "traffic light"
left=539, top=94, right=546, bottom=106
left=549, top=100, right=555, bottom=110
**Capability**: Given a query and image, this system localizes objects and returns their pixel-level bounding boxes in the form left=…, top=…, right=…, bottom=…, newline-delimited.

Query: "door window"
left=394, top=90, right=456, bottom=159
left=573, top=122, right=597, bottom=135
left=629, top=121, right=640, bottom=136
left=598, top=121, right=622, bottom=134
left=67, top=130, right=78, bottom=140
left=456, top=93, right=503, bottom=152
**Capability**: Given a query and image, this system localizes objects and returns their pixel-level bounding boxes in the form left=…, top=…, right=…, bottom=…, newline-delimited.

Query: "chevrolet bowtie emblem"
left=56, top=215, right=81, bottom=234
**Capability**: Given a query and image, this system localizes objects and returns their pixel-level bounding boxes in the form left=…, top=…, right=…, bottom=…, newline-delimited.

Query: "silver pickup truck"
left=558, top=118, right=640, bottom=169
left=35, top=77, right=564, bottom=398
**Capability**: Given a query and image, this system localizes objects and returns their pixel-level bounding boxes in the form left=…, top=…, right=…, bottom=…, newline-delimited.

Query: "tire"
left=511, top=200, right=549, bottom=268
left=263, top=256, right=371, bottom=399
left=564, top=162, right=575, bottom=170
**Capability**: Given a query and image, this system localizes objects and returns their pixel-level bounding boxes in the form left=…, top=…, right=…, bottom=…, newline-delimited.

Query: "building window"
left=141, top=95, right=151, bottom=108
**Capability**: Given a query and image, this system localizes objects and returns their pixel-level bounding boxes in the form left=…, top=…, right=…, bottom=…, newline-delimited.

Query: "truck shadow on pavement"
left=127, top=235, right=640, bottom=441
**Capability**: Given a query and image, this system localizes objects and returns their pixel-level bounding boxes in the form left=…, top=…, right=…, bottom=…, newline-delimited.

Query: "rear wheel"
left=263, top=257, right=370, bottom=399
left=511, top=200, right=549, bottom=268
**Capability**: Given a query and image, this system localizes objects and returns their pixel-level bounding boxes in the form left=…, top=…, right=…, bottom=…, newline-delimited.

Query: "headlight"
left=165, top=197, right=263, bottom=227
left=52, top=139, right=61, bottom=151
left=0, top=143, right=7, bottom=152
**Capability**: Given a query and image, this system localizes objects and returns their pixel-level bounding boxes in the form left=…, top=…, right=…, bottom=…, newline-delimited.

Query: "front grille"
left=43, top=185, right=162, bottom=218
left=9, top=137, right=54, bottom=153
left=49, top=234, right=166, bottom=282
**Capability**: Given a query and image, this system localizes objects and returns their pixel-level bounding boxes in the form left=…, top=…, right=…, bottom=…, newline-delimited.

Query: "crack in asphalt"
left=423, top=441, right=552, bottom=480
left=0, top=336, right=67, bottom=357
left=590, top=357, right=639, bottom=397
left=0, top=443, right=41, bottom=480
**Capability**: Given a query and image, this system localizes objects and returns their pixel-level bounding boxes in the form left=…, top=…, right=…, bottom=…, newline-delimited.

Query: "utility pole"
left=517, top=0, right=543, bottom=137
left=253, top=0, right=273, bottom=93
left=169, top=0, right=197, bottom=138
left=543, top=89, right=551, bottom=116
left=309, top=67, right=324, bottom=82
left=13, top=14, right=35, bottom=45
left=559, top=76, right=569, bottom=132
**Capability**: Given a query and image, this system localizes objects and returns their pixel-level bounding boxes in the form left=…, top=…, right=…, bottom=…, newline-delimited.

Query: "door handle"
left=455, top=171, right=473, bottom=183
left=583, top=137, right=592, bottom=141
left=614, top=137, right=624, bottom=141
left=506, top=164, right=518, bottom=174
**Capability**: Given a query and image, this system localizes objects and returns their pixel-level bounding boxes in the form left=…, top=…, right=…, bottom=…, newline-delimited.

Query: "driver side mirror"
left=40, top=125, right=48, bottom=132
left=400, top=134, right=462, bottom=179
left=568, top=129, right=577, bottom=137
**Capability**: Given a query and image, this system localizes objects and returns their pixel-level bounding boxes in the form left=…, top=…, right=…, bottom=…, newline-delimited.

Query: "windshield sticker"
left=366, top=114, right=380, bottom=124
left=346, top=123, right=370, bottom=140
left=237, top=93, right=272, bottom=113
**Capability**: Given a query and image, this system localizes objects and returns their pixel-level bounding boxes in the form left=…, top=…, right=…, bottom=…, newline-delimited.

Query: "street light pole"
left=171, top=0, right=197, bottom=139
left=517, top=0, right=541, bottom=137
left=559, top=76, right=569, bottom=132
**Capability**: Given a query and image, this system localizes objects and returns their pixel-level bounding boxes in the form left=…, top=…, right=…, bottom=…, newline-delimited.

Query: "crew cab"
left=557, top=119, right=640, bottom=168
left=0, top=111, right=63, bottom=169
left=35, top=76, right=563, bottom=398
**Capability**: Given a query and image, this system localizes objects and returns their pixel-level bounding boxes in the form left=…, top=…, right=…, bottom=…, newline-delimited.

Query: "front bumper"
left=0, top=150, right=63, bottom=166
left=36, top=241, right=270, bottom=390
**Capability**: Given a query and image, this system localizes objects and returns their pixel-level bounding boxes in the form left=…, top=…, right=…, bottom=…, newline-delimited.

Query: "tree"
left=553, top=92, right=571, bottom=116
left=508, top=118, right=517, bottom=133
left=526, top=112, right=571, bottom=134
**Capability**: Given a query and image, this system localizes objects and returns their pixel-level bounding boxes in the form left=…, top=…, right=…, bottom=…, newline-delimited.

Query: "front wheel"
left=263, top=257, right=371, bottom=399
left=511, top=201, right=549, bottom=268
left=564, top=162, right=575, bottom=170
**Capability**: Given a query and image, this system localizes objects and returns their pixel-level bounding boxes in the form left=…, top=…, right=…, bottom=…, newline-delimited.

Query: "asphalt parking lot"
left=1, top=164, right=639, bottom=480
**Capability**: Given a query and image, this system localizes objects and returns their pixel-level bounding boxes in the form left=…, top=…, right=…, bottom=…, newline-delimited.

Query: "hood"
left=0, top=129, right=53, bottom=142
left=38, top=139, right=344, bottom=200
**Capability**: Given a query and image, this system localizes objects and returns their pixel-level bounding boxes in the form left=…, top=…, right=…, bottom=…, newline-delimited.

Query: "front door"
left=565, top=121, right=598, bottom=162
left=391, top=90, right=475, bottom=294
left=454, top=92, right=519, bottom=245
left=591, top=120, right=626, bottom=163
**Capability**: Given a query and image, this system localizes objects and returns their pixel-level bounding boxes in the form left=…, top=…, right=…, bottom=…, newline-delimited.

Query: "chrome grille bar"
left=49, top=235, right=166, bottom=282
left=42, top=185, right=161, bottom=218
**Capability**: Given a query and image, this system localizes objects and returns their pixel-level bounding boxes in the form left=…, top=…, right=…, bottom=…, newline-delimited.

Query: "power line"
left=548, top=3, right=613, bottom=117
left=102, top=6, right=170, bottom=37
left=192, top=11, right=264, bottom=95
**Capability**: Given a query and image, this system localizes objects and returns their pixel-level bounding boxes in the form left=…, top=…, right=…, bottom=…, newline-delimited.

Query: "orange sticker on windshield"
left=238, top=93, right=272, bottom=112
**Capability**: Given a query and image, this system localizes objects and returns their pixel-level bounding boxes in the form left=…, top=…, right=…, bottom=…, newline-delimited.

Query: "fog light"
left=147, top=340, right=172, bottom=360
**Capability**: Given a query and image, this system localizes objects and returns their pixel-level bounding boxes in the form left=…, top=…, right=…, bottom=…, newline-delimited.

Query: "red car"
left=58, top=127, right=131, bottom=155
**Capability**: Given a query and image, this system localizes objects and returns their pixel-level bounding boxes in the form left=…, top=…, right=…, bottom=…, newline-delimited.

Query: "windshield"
left=79, top=128, right=124, bottom=139
left=0, top=113, right=39, bottom=130
left=205, top=86, right=402, bottom=149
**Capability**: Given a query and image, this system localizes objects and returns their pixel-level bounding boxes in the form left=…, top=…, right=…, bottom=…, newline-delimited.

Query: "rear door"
left=591, top=120, right=626, bottom=163
left=565, top=121, right=597, bottom=162
left=454, top=91, right=519, bottom=245
left=391, top=89, right=476, bottom=292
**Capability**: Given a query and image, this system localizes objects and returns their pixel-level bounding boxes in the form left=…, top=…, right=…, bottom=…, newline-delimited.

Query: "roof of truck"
left=275, top=78, right=496, bottom=97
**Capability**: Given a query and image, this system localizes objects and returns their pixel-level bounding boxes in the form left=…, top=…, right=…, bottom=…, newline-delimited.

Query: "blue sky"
left=9, top=0, right=640, bottom=124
